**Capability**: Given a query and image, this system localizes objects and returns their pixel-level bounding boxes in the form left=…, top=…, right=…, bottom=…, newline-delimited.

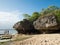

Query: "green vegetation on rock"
left=23, top=12, right=40, bottom=22
left=13, top=5, right=60, bottom=34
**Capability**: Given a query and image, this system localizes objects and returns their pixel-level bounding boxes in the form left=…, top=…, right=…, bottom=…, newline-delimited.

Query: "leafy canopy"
left=23, top=12, right=40, bottom=22
left=23, top=6, right=60, bottom=23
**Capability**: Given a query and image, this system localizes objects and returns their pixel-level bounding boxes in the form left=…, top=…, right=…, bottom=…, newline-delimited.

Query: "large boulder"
left=13, top=19, right=34, bottom=34
left=33, top=13, right=60, bottom=33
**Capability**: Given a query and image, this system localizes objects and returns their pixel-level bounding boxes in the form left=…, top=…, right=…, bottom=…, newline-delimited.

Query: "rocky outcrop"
left=13, top=19, right=36, bottom=34
left=33, top=13, right=60, bottom=33
left=13, top=13, right=60, bottom=34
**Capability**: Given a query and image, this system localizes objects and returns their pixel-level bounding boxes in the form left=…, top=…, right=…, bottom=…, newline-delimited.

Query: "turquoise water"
left=0, top=29, right=17, bottom=35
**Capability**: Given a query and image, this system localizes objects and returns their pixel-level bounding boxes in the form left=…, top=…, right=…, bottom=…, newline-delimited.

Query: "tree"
left=30, top=12, right=40, bottom=22
left=23, top=12, right=40, bottom=22
left=23, top=14, right=31, bottom=20
left=54, top=9, right=60, bottom=23
left=41, top=6, right=60, bottom=15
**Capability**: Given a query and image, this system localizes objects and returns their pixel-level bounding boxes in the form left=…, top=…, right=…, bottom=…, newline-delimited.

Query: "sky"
left=0, top=0, right=60, bottom=34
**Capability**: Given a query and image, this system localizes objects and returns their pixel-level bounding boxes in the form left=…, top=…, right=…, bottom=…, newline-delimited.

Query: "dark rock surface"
left=13, top=19, right=39, bottom=34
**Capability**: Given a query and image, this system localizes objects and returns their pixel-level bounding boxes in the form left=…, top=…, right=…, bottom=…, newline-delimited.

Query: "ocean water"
left=0, top=29, right=17, bottom=35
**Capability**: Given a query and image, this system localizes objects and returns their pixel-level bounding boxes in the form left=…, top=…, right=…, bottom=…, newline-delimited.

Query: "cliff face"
left=33, top=14, right=58, bottom=30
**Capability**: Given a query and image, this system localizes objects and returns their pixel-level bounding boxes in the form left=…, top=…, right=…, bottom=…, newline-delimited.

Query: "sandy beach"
left=9, top=34, right=60, bottom=45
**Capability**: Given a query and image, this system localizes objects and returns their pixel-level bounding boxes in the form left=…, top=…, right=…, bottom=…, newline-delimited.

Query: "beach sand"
left=10, top=34, right=60, bottom=45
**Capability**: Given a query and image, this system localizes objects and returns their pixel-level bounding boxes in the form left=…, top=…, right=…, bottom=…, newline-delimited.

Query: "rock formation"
left=33, top=13, right=59, bottom=33
left=13, top=13, right=60, bottom=34
left=13, top=19, right=35, bottom=34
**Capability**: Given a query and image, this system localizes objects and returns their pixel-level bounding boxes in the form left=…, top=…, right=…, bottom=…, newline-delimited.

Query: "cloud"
left=0, top=11, right=23, bottom=29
